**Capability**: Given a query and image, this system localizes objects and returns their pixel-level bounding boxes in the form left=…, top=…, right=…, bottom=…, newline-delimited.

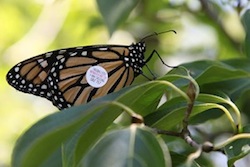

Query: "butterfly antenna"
left=140, top=30, right=177, bottom=42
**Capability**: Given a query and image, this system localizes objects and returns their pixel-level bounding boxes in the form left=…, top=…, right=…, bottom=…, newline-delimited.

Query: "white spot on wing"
left=98, top=48, right=108, bottom=51
left=41, top=85, right=47, bottom=89
left=59, top=50, right=66, bottom=54
left=81, top=51, right=87, bottom=56
left=47, top=92, right=51, bottom=97
left=70, top=52, right=77, bottom=56
left=60, top=58, right=65, bottom=63
left=51, top=67, right=55, bottom=72
left=124, top=57, right=129, bottom=61
left=76, top=46, right=83, bottom=49
left=14, top=67, right=20, bottom=72
left=45, top=52, right=53, bottom=57
left=56, top=55, right=64, bottom=60
left=38, top=59, right=48, bottom=68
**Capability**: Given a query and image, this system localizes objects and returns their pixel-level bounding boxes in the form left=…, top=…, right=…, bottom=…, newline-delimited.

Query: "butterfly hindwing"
left=48, top=46, right=138, bottom=109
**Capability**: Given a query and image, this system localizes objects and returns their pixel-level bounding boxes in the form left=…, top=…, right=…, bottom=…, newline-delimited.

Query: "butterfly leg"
left=142, top=50, right=176, bottom=80
left=144, top=64, right=157, bottom=80
left=145, top=49, right=176, bottom=68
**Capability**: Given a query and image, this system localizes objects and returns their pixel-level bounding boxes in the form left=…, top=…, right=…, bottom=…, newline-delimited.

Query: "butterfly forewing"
left=6, top=43, right=146, bottom=109
left=7, top=53, right=58, bottom=100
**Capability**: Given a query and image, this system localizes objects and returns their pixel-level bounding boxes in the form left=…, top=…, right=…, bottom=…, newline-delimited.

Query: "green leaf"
left=241, top=9, right=250, bottom=57
left=170, top=152, right=201, bottom=167
left=96, top=0, right=139, bottom=35
left=62, top=81, right=176, bottom=166
left=145, top=96, right=187, bottom=129
left=181, top=60, right=250, bottom=100
left=12, top=78, right=182, bottom=167
left=244, top=33, right=250, bottom=58
left=145, top=96, right=234, bottom=130
left=12, top=91, right=126, bottom=167
left=117, top=82, right=168, bottom=116
left=182, top=60, right=250, bottom=82
left=225, top=125, right=250, bottom=167
left=82, top=125, right=171, bottom=167
left=195, top=64, right=249, bottom=85
left=12, top=65, right=246, bottom=166
left=62, top=104, right=124, bottom=167
left=192, top=94, right=238, bottom=125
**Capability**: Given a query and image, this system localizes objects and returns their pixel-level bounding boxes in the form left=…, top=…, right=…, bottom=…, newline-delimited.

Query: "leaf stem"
left=214, top=133, right=250, bottom=150
left=108, top=101, right=144, bottom=124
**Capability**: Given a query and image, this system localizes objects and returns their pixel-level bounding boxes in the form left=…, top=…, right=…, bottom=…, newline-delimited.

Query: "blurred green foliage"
left=1, top=0, right=250, bottom=166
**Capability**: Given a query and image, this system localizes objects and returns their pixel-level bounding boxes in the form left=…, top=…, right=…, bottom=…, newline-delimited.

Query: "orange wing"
left=6, top=43, right=146, bottom=109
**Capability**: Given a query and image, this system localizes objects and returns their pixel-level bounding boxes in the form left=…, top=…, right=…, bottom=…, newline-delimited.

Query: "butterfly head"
left=126, top=42, right=147, bottom=75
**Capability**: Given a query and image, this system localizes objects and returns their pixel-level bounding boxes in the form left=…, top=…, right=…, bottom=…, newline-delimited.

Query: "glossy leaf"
left=82, top=125, right=171, bottom=167
left=181, top=59, right=250, bottom=101
left=96, top=0, right=139, bottom=34
left=13, top=78, right=182, bottom=167
left=183, top=60, right=250, bottom=84
left=11, top=89, right=129, bottom=167
left=225, top=125, right=250, bottom=167
left=62, top=81, right=179, bottom=166
left=145, top=95, right=235, bottom=130
left=171, top=152, right=200, bottom=167
left=11, top=59, right=250, bottom=166
left=117, top=81, right=170, bottom=116
left=241, top=9, right=250, bottom=57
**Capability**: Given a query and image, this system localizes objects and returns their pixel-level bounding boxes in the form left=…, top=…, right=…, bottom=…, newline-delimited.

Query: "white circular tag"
left=86, top=66, right=108, bottom=88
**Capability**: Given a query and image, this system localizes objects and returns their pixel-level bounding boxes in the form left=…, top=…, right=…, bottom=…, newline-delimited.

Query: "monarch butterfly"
left=6, top=30, right=176, bottom=109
